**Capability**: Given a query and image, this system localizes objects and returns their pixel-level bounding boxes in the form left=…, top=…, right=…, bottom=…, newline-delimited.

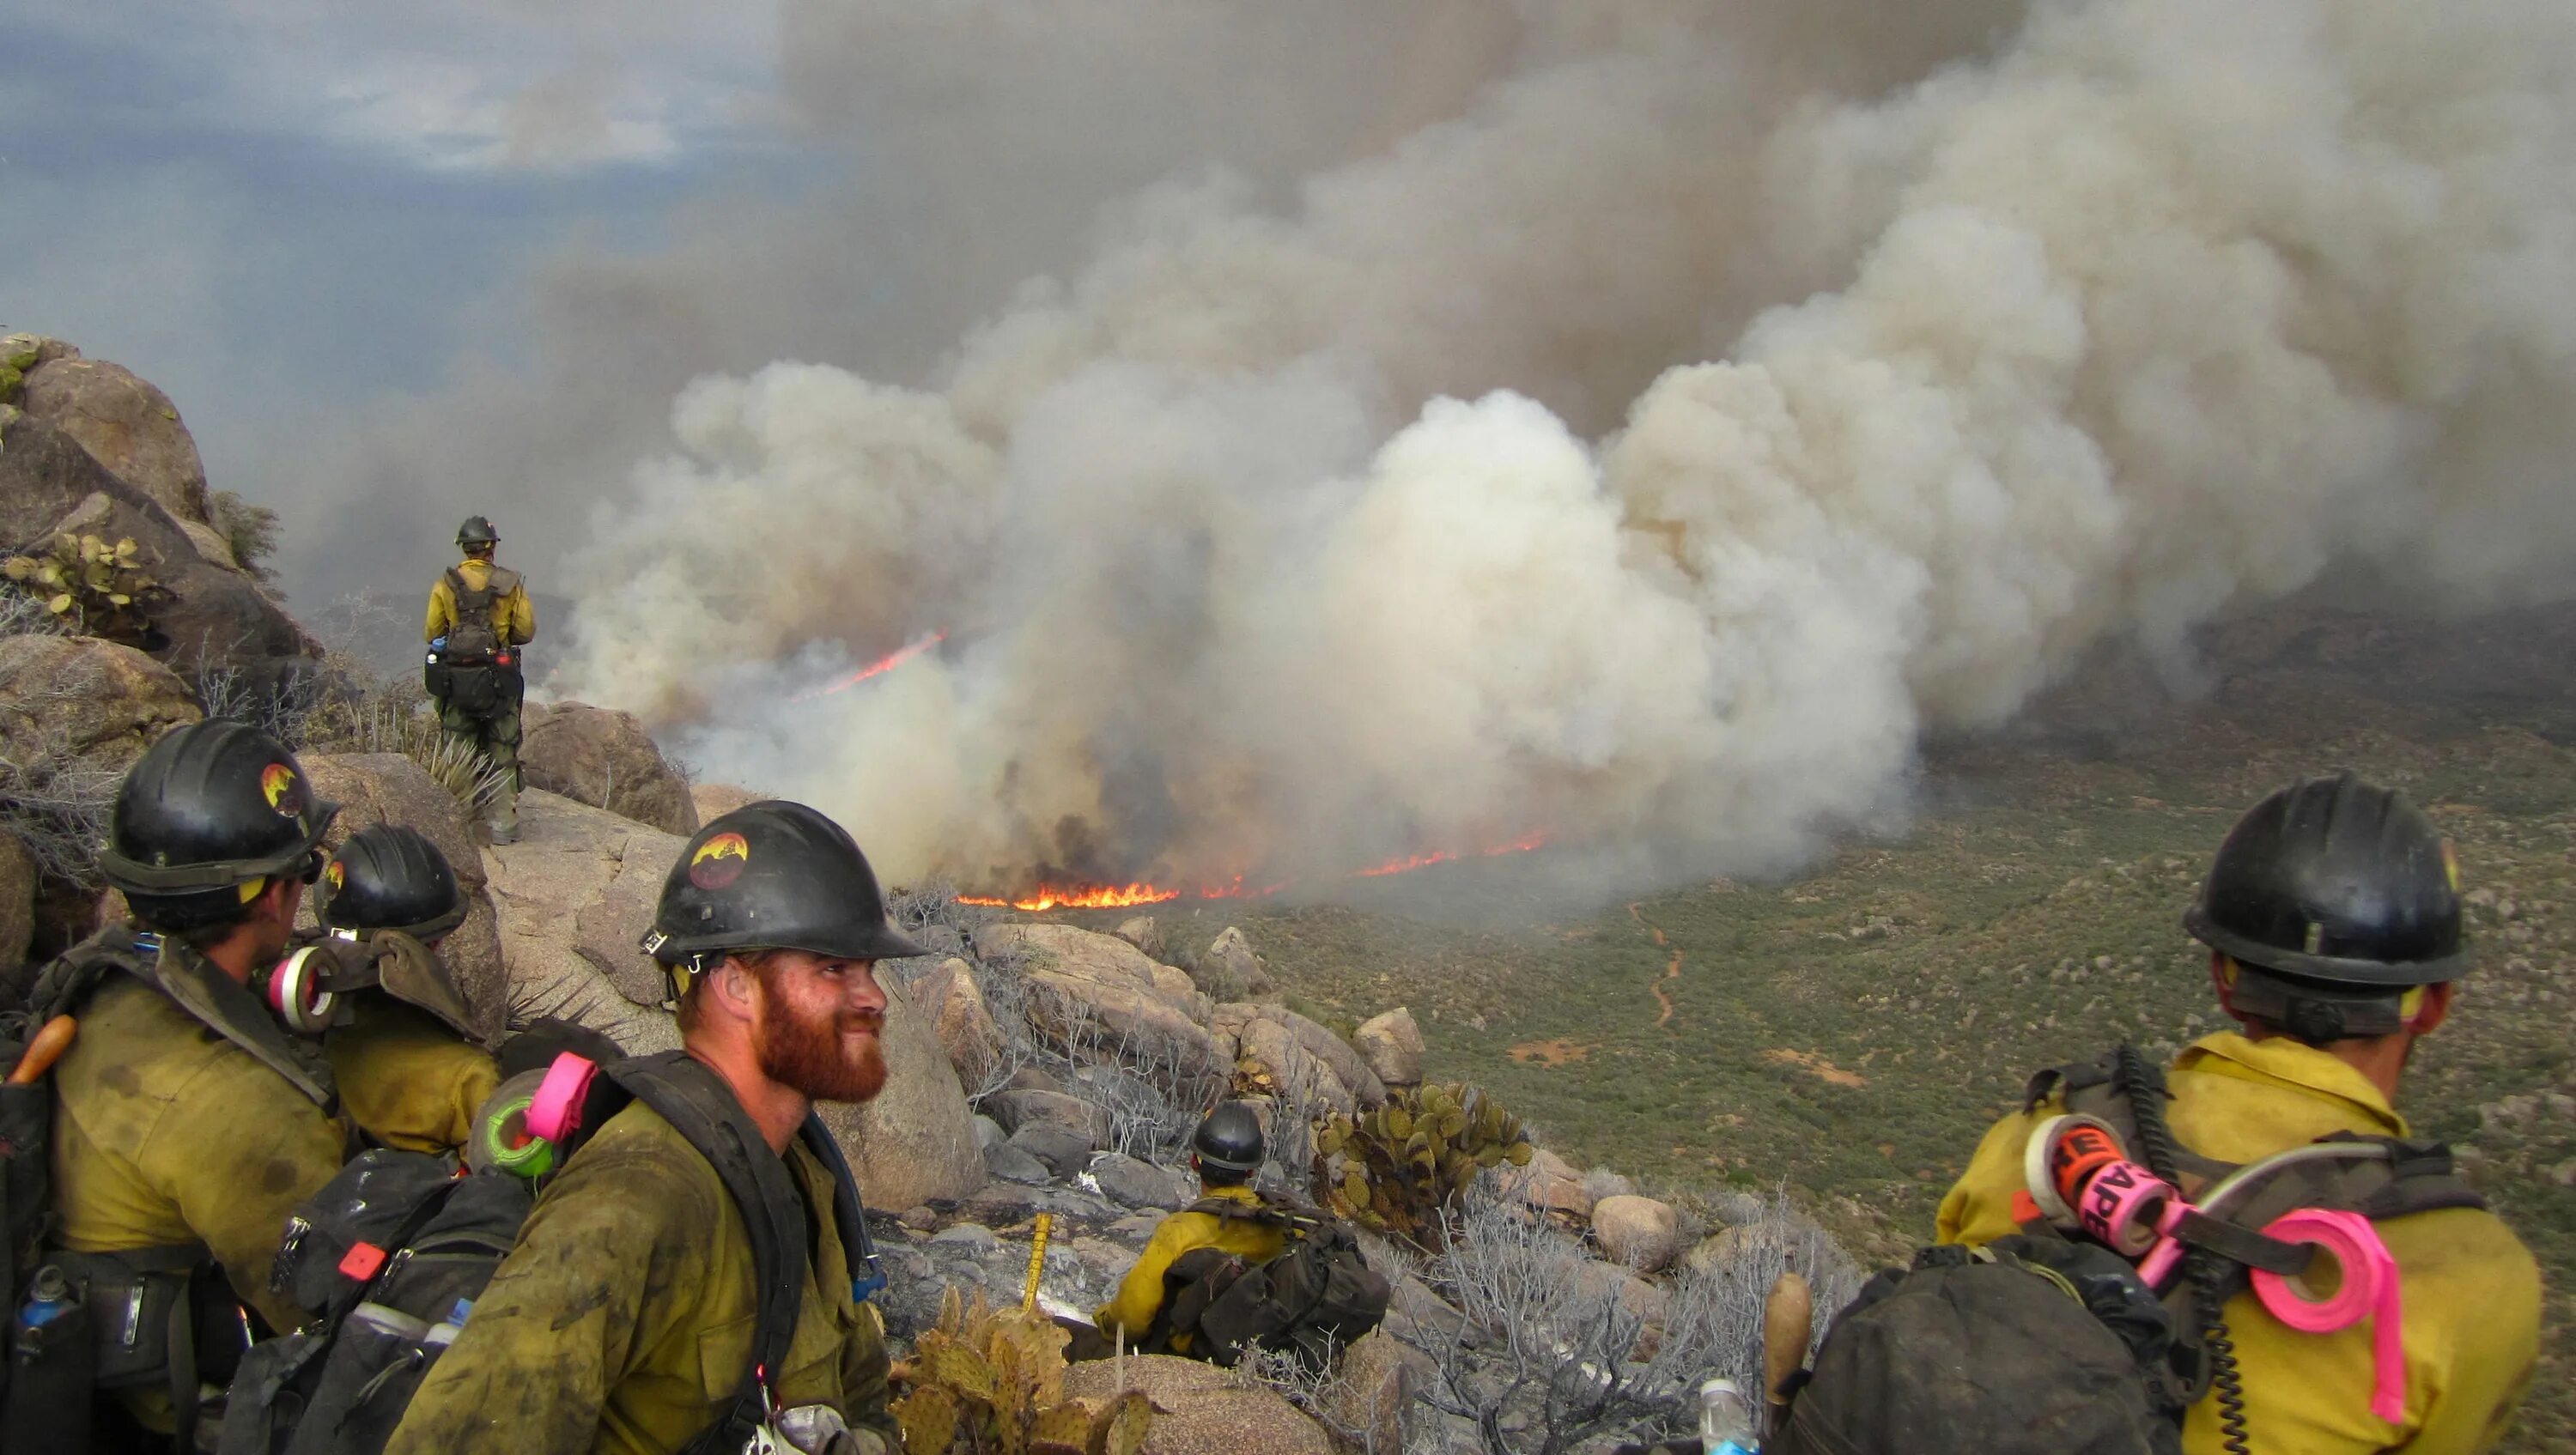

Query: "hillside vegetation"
left=1072, top=601, right=2576, bottom=1451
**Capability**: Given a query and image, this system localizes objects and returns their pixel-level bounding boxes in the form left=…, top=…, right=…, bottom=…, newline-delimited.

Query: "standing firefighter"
left=423, top=515, right=534, bottom=844
left=384, top=801, right=909, bottom=1455
left=1, top=721, right=351, bottom=1452
left=1932, top=773, right=2540, bottom=1454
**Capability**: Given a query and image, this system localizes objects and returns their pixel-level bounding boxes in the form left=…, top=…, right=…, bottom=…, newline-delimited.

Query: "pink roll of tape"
left=526, top=1052, right=599, bottom=1145
left=2075, top=1160, right=2173, bottom=1258
left=2252, top=1209, right=2405, bottom=1426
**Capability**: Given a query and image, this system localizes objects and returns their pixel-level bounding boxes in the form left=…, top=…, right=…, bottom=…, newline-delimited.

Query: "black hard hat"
left=2183, top=772, right=2469, bottom=987
left=98, top=721, right=337, bottom=896
left=318, top=825, right=467, bottom=941
left=1191, top=1101, right=1267, bottom=1175
left=641, top=800, right=926, bottom=967
left=456, top=515, right=499, bottom=548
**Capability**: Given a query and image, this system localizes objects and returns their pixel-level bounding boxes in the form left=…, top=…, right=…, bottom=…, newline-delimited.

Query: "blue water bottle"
left=17, top=1265, right=72, bottom=1331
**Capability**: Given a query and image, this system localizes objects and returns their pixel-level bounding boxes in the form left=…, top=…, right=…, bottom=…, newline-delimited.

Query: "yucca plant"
left=1311, top=1081, right=1534, bottom=1251
left=890, top=1288, right=1153, bottom=1455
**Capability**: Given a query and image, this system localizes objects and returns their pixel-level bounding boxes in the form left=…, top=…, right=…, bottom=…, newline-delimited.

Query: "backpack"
left=1772, top=1234, right=2189, bottom=1455
left=1770, top=1042, right=2485, bottom=1455
left=216, top=1049, right=884, bottom=1455
left=1150, top=1197, right=1390, bottom=1368
left=1, top=927, right=344, bottom=1454
left=427, top=565, right=523, bottom=716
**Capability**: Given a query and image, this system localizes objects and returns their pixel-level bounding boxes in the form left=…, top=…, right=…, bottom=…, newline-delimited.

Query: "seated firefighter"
left=311, top=823, right=501, bottom=1155
left=1095, top=1103, right=1287, bottom=1357
left=1936, top=773, right=2540, bottom=1454
left=7, top=721, right=352, bottom=1451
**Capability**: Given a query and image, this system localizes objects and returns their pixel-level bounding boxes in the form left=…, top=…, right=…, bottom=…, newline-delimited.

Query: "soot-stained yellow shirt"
left=1938, top=1033, right=2541, bottom=1455
left=384, top=1099, right=894, bottom=1455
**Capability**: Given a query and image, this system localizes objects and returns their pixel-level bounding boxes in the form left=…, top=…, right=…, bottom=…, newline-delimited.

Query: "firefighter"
left=1093, top=1102, right=1287, bottom=1356
left=1937, top=773, right=2540, bottom=1454
left=423, top=515, right=535, bottom=844
left=311, top=823, right=501, bottom=1155
left=384, top=802, right=909, bottom=1455
left=14, top=722, right=350, bottom=1449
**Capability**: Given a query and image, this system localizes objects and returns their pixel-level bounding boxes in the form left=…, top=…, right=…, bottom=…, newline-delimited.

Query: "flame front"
left=957, top=882, right=1183, bottom=912
left=961, top=833, right=1550, bottom=909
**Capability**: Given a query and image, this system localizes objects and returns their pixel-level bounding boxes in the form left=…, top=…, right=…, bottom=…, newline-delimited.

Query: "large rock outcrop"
left=301, top=753, right=507, bottom=1041
left=520, top=700, right=699, bottom=835
left=817, top=975, right=987, bottom=1209
left=971, top=922, right=1222, bottom=1082
left=16, top=355, right=215, bottom=528
left=0, top=634, right=200, bottom=778
left=0, top=409, right=313, bottom=680
left=482, top=788, right=685, bottom=1052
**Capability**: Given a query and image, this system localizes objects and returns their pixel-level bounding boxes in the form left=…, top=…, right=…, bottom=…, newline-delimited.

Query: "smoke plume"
left=555, top=0, right=2576, bottom=892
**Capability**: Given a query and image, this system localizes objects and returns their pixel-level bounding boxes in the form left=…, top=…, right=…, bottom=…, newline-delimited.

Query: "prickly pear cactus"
left=1311, top=1081, right=1534, bottom=1249
left=890, top=1288, right=1152, bottom=1455
left=1, top=533, right=165, bottom=644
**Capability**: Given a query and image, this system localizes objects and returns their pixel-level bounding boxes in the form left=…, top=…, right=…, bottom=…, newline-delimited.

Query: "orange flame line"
left=792, top=631, right=946, bottom=702
left=958, top=834, right=1550, bottom=910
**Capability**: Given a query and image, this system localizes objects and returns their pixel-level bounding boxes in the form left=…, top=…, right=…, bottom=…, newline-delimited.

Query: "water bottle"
left=17, top=1265, right=73, bottom=1331
left=1699, top=1378, right=1758, bottom=1455
left=426, top=1296, right=473, bottom=1347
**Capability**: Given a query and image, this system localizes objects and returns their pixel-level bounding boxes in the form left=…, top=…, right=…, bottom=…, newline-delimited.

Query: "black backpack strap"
left=793, top=1113, right=882, bottom=1302
left=608, top=1052, right=807, bottom=1455
left=143, top=934, right=338, bottom=1112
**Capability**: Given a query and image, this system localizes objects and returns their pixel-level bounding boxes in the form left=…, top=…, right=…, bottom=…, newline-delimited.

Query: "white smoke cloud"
left=558, top=0, right=2576, bottom=890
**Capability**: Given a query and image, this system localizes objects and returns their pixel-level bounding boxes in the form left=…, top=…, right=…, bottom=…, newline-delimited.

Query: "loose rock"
left=1009, top=1123, right=1097, bottom=1180
left=985, top=1143, right=1052, bottom=1185
left=520, top=700, right=700, bottom=835
left=1063, top=1355, right=1335, bottom=1455
left=1353, top=1007, right=1425, bottom=1086
left=1590, top=1193, right=1681, bottom=1273
left=1201, top=925, right=1276, bottom=1000
left=1091, top=1153, right=1194, bottom=1211
left=988, top=1088, right=1110, bottom=1146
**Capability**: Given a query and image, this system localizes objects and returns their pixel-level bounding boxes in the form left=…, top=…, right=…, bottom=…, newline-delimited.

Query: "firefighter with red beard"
left=386, top=802, right=917, bottom=1455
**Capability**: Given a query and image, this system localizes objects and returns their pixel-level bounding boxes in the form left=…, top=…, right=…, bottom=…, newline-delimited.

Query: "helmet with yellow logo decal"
left=318, top=824, right=467, bottom=942
left=641, top=800, right=926, bottom=970
left=98, top=720, right=338, bottom=931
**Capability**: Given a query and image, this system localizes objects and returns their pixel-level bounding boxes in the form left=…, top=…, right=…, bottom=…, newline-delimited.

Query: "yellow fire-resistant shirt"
left=50, top=955, right=351, bottom=1430
left=424, top=558, right=535, bottom=646
left=384, top=1098, right=894, bottom=1455
left=1937, top=1033, right=2541, bottom=1455
left=1093, top=1183, right=1287, bottom=1353
left=323, top=994, right=500, bottom=1155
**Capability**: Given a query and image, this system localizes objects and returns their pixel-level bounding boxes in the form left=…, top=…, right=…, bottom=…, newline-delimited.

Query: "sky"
left=0, top=1, right=799, bottom=591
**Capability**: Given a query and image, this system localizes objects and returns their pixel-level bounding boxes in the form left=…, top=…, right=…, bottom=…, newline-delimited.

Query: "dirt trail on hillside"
left=1626, top=901, right=1684, bottom=1026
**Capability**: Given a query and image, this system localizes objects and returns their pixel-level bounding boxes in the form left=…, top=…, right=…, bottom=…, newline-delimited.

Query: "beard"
left=755, top=1001, right=889, bottom=1104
